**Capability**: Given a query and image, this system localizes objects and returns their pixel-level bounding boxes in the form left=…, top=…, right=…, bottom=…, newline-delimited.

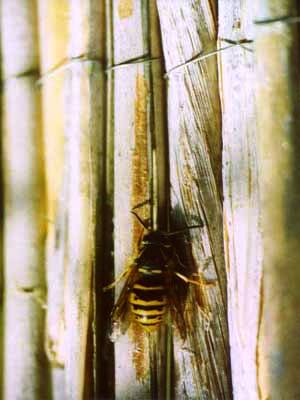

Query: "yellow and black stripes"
left=129, top=267, right=168, bottom=331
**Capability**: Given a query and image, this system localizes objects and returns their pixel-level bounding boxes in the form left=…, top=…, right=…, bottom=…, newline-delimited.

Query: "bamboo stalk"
left=108, top=1, right=167, bottom=398
left=38, top=2, right=105, bottom=399
left=1, top=1, right=47, bottom=398
left=69, top=0, right=104, bottom=60
left=67, top=3, right=106, bottom=398
left=1, top=0, right=38, bottom=78
left=2, top=79, right=47, bottom=400
left=64, top=60, right=103, bottom=400
left=157, top=1, right=232, bottom=398
left=64, top=3, right=104, bottom=399
left=94, top=1, right=115, bottom=398
left=218, top=2, right=260, bottom=399
left=38, top=2, right=70, bottom=398
left=113, top=66, right=151, bottom=398
left=254, top=2, right=300, bottom=398
left=112, top=0, right=151, bottom=393
left=147, top=6, right=169, bottom=397
left=38, top=0, right=69, bottom=73
left=40, top=71, right=67, bottom=398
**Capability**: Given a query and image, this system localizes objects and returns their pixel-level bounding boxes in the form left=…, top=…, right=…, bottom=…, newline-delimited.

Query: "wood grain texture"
left=218, top=2, right=261, bottom=400
left=157, top=1, right=231, bottom=399
left=254, top=1, right=300, bottom=399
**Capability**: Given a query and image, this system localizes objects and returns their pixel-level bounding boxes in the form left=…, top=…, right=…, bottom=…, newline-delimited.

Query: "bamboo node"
left=2, top=69, right=39, bottom=82
left=36, top=55, right=103, bottom=85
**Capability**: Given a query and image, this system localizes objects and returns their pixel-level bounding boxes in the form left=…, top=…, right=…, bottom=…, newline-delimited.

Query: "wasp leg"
left=191, top=273, right=217, bottom=286
left=177, top=272, right=214, bottom=322
left=175, top=272, right=217, bottom=287
left=131, top=198, right=151, bottom=211
left=175, top=271, right=203, bottom=286
left=131, top=211, right=149, bottom=230
left=103, top=267, right=132, bottom=292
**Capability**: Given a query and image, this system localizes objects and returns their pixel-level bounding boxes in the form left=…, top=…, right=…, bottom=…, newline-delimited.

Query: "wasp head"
left=141, top=230, right=171, bottom=247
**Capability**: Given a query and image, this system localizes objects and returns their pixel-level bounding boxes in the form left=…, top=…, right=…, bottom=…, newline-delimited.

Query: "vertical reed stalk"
left=1, top=1, right=48, bottom=398
left=218, top=1, right=261, bottom=399
left=64, top=2, right=104, bottom=399
left=157, top=1, right=232, bottom=398
left=38, top=1, right=70, bottom=398
left=107, top=1, right=166, bottom=398
left=38, top=1, right=105, bottom=399
left=254, top=2, right=300, bottom=398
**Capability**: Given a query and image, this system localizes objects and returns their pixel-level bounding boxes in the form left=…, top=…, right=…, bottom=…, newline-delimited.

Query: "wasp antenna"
left=166, top=224, right=203, bottom=236
left=130, top=211, right=149, bottom=230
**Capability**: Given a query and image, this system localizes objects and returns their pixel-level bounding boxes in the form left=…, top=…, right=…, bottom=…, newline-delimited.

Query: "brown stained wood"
left=218, top=2, right=260, bottom=399
left=130, top=73, right=151, bottom=383
left=157, top=1, right=232, bottom=398
left=110, top=1, right=167, bottom=398
left=254, top=2, right=300, bottom=398
left=113, top=62, right=151, bottom=399
left=108, top=11, right=152, bottom=396
left=131, top=73, right=150, bottom=245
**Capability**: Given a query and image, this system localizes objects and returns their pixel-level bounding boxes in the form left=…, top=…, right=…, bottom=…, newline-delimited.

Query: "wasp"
left=104, top=211, right=211, bottom=340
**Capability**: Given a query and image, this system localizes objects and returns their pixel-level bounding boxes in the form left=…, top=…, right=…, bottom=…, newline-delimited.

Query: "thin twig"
left=105, top=56, right=161, bottom=72
left=164, top=42, right=254, bottom=79
left=254, top=15, right=300, bottom=25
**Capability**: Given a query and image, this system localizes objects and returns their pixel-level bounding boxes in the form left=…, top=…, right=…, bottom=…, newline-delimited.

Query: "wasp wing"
left=109, top=262, right=139, bottom=341
left=165, top=258, right=189, bottom=341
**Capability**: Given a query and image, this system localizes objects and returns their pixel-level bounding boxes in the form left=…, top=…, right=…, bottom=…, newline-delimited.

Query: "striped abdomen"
left=129, top=267, right=167, bottom=331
